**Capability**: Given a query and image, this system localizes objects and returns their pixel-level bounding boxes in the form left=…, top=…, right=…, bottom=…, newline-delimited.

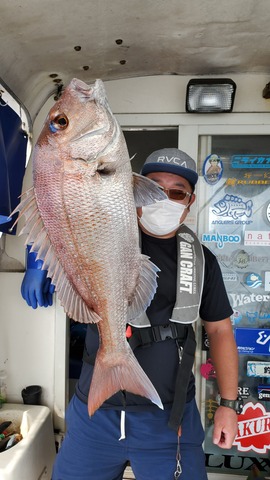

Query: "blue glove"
left=21, top=245, right=55, bottom=309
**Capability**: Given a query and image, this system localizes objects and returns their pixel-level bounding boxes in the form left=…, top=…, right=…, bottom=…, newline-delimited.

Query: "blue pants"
left=52, top=395, right=208, bottom=480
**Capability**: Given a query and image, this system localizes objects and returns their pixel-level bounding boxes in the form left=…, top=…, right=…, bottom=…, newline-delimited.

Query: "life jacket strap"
left=168, top=324, right=196, bottom=432
left=127, top=323, right=188, bottom=350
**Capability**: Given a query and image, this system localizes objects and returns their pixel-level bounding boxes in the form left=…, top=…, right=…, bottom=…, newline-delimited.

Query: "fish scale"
left=12, top=78, right=167, bottom=415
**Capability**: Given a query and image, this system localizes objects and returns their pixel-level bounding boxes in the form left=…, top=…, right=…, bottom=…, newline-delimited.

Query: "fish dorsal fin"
left=127, top=254, right=159, bottom=323
left=13, top=188, right=100, bottom=324
left=132, top=172, right=167, bottom=207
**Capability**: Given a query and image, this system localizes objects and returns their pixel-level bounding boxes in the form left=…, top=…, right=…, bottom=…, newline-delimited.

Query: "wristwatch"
left=219, top=395, right=244, bottom=414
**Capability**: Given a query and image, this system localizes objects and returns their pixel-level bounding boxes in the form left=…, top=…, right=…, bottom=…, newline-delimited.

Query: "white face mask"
left=139, top=199, right=187, bottom=236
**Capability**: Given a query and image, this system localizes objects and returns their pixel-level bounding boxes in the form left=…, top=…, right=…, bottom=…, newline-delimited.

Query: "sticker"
left=231, top=155, right=270, bottom=169
left=217, top=251, right=270, bottom=269
left=211, top=194, right=253, bottom=221
left=247, top=362, right=270, bottom=377
left=229, top=292, right=270, bottom=308
left=245, top=273, right=263, bottom=289
left=232, top=250, right=250, bottom=270
left=200, top=359, right=216, bottom=380
left=238, top=386, right=250, bottom=399
left=205, top=398, right=219, bottom=420
left=202, top=232, right=241, bottom=249
left=245, top=231, right=270, bottom=247
left=226, top=176, right=270, bottom=186
left=222, top=272, right=238, bottom=283
left=201, top=327, right=209, bottom=351
left=236, top=328, right=270, bottom=356
left=203, top=154, right=223, bottom=185
left=231, top=310, right=243, bottom=326
left=234, top=402, right=270, bottom=453
left=246, top=311, right=259, bottom=324
left=267, top=203, right=270, bottom=223
left=246, top=311, right=270, bottom=322
left=258, top=385, right=270, bottom=401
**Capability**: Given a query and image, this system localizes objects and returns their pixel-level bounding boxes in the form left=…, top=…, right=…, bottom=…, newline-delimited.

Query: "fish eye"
left=49, top=113, right=69, bottom=133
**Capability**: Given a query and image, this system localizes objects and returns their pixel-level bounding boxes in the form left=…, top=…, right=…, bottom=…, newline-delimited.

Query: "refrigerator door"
left=179, top=118, right=270, bottom=479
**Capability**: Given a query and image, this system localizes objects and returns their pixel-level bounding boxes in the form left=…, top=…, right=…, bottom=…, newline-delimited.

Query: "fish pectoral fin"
left=127, top=254, right=159, bottom=323
left=88, top=347, right=163, bottom=416
left=44, top=252, right=101, bottom=324
left=13, top=187, right=100, bottom=325
left=132, top=173, right=167, bottom=207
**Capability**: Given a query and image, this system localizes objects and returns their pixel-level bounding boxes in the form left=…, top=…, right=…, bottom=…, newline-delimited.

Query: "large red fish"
left=13, top=79, right=165, bottom=414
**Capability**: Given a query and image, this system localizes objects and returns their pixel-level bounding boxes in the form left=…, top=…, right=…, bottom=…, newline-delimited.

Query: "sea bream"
left=13, top=78, right=166, bottom=414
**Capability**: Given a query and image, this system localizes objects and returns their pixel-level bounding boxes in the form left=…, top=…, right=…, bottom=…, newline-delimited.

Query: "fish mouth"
left=69, top=79, right=114, bottom=143
left=70, top=78, right=108, bottom=106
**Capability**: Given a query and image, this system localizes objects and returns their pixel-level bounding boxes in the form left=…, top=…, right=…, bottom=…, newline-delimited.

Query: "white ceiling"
left=1, top=0, right=270, bottom=115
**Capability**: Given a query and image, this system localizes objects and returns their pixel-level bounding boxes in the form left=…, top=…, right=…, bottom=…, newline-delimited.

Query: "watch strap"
left=220, top=396, right=243, bottom=414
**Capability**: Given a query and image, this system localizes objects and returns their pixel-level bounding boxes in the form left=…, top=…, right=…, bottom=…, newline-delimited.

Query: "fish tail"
left=88, top=347, right=163, bottom=416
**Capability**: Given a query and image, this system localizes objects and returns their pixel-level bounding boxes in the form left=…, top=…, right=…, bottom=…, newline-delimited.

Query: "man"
left=21, top=148, right=239, bottom=480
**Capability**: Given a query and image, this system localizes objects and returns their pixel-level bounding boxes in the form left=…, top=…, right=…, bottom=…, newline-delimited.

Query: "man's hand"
left=212, top=405, right=238, bottom=449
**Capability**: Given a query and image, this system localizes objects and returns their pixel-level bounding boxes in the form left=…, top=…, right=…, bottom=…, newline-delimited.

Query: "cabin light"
left=186, top=78, right=236, bottom=113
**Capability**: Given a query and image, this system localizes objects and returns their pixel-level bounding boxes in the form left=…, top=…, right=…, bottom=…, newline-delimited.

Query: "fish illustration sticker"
left=212, top=194, right=253, bottom=221
left=203, top=154, right=223, bottom=185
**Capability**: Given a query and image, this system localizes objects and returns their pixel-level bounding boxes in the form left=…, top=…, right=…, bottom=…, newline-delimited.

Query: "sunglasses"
left=159, top=187, right=192, bottom=201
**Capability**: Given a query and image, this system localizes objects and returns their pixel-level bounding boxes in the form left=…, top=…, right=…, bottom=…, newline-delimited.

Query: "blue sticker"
left=245, top=273, right=263, bottom=289
left=258, top=385, right=270, bottom=401
left=203, top=154, right=223, bottom=185
left=202, top=232, right=241, bottom=249
left=231, top=310, right=243, bottom=326
left=231, top=155, right=270, bottom=168
left=246, top=311, right=270, bottom=322
left=247, top=361, right=270, bottom=377
left=236, top=328, right=270, bottom=355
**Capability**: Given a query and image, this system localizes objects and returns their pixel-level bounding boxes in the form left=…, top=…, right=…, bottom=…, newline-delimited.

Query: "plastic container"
left=21, top=385, right=42, bottom=405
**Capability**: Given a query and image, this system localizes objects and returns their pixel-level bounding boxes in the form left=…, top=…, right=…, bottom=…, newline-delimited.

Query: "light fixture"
left=186, top=78, right=236, bottom=113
